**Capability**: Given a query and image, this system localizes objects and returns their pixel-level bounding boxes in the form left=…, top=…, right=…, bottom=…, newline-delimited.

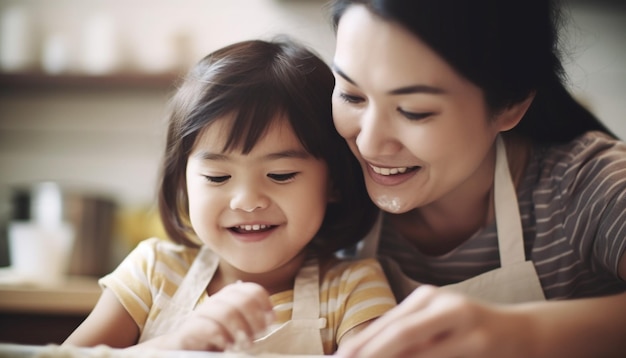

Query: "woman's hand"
left=335, top=285, right=531, bottom=358
left=139, top=281, right=275, bottom=352
left=337, top=285, right=626, bottom=358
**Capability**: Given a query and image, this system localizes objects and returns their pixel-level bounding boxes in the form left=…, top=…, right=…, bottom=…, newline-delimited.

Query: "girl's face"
left=332, top=5, right=508, bottom=213
left=186, top=115, right=330, bottom=274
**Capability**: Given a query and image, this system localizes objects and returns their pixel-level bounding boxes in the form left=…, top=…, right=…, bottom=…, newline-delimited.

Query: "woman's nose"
left=356, top=106, right=402, bottom=158
left=229, top=185, right=269, bottom=213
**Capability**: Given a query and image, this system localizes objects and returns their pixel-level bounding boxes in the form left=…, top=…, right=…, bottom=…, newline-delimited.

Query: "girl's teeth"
left=237, top=224, right=268, bottom=231
left=371, top=165, right=409, bottom=176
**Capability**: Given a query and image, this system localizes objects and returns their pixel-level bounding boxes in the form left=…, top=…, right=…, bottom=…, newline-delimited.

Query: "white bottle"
left=42, top=33, right=70, bottom=74
left=8, top=182, right=75, bottom=284
left=80, top=12, right=119, bottom=74
left=0, top=6, right=36, bottom=72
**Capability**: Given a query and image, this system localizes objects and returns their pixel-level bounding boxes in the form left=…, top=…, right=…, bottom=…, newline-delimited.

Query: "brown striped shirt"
left=378, top=131, right=626, bottom=300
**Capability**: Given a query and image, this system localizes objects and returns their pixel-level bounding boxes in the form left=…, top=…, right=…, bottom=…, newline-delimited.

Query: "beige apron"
left=358, top=136, right=546, bottom=304
left=139, top=246, right=325, bottom=355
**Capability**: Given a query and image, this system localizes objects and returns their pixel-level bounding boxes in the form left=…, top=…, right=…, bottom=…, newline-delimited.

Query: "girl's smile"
left=227, top=222, right=279, bottom=243
left=186, top=115, right=331, bottom=274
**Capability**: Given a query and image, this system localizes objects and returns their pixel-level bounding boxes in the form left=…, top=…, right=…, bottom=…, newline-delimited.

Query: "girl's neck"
left=207, top=251, right=308, bottom=296
left=389, top=135, right=531, bottom=256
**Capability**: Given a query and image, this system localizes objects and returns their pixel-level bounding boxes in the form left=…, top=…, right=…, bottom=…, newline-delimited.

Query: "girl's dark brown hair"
left=158, top=36, right=377, bottom=254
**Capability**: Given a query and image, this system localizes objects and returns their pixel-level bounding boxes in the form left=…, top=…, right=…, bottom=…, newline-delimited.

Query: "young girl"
left=64, top=37, right=396, bottom=355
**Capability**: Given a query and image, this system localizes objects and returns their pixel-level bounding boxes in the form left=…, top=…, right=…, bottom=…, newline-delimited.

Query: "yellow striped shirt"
left=99, top=238, right=396, bottom=354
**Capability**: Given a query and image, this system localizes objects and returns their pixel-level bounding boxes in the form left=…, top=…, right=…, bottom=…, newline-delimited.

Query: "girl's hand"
left=335, top=285, right=531, bottom=358
left=141, top=281, right=275, bottom=352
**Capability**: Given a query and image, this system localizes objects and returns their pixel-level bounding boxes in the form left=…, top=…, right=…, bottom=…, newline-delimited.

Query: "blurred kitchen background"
left=0, top=0, right=337, bottom=277
left=0, top=0, right=625, bottom=276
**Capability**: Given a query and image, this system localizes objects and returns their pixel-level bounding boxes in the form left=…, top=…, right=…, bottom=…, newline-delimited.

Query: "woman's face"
left=332, top=5, right=505, bottom=213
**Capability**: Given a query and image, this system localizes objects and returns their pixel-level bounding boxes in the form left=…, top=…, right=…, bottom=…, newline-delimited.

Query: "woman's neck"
left=388, top=135, right=531, bottom=256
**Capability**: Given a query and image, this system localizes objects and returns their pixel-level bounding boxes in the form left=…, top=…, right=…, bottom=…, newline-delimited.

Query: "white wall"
left=561, top=1, right=626, bottom=140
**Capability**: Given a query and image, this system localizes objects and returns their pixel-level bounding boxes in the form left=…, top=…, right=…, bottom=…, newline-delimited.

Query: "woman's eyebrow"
left=332, top=63, right=357, bottom=85
left=388, top=84, right=446, bottom=95
left=332, top=63, right=446, bottom=95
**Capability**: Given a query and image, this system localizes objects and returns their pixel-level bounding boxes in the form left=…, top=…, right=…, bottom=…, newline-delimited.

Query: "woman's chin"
left=373, top=194, right=410, bottom=213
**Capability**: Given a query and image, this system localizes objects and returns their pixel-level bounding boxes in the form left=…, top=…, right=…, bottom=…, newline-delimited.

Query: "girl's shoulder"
left=320, top=256, right=387, bottom=284
left=135, top=237, right=198, bottom=254
left=125, top=237, right=200, bottom=275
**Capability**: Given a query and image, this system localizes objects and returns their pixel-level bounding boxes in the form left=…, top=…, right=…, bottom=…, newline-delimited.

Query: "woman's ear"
left=496, top=92, right=536, bottom=132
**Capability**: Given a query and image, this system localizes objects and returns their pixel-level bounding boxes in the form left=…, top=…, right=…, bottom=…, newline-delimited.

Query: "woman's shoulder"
left=540, top=131, right=625, bottom=166
left=534, top=131, right=626, bottom=185
left=526, top=130, right=626, bottom=218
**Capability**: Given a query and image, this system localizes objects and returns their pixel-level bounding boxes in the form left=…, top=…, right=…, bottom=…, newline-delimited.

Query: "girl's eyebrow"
left=193, top=149, right=311, bottom=161
left=331, top=63, right=446, bottom=95
left=194, top=152, right=228, bottom=161
left=264, top=149, right=311, bottom=160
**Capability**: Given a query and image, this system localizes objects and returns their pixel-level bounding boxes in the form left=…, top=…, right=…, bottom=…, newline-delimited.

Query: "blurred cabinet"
left=0, top=276, right=100, bottom=345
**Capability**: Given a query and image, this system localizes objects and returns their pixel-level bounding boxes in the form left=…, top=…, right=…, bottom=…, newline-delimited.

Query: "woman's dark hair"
left=158, top=36, right=377, bottom=254
left=330, top=0, right=616, bottom=143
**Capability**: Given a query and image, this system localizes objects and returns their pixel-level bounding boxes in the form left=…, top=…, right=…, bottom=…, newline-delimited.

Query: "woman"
left=329, top=0, right=626, bottom=357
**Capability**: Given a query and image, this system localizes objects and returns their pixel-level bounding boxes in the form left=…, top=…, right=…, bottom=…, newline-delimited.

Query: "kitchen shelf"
left=0, top=71, right=181, bottom=90
left=0, top=275, right=100, bottom=315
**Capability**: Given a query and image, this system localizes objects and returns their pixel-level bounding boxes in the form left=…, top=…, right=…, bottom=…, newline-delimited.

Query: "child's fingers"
left=219, top=282, right=274, bottom=333
left=199, top=281, right=274, bottom=348
left=228, top=281, right=275, bottom=318
left=201, top=296, right=255, bottom=349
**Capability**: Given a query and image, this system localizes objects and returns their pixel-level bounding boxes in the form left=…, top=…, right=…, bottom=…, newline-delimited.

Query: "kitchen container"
left=9, top=182, right=117, bottom=278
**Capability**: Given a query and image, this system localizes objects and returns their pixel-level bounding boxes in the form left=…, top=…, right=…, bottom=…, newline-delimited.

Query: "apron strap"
left=291, top=258, right=321, bottom=320
left=166, top=245, right=218, bottom=311
left=494, top=136, right=526, bottom=267
left=140, top=245, right=219, bottom=342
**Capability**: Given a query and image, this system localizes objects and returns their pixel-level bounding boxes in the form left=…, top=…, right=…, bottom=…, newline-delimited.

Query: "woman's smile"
left=365, top=163, right=421, bottom=186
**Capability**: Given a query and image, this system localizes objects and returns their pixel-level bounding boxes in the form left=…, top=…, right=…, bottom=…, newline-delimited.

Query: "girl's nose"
left=229, top=186, right=269, bottom=213
left=356, top=106, right=402, bottom=158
